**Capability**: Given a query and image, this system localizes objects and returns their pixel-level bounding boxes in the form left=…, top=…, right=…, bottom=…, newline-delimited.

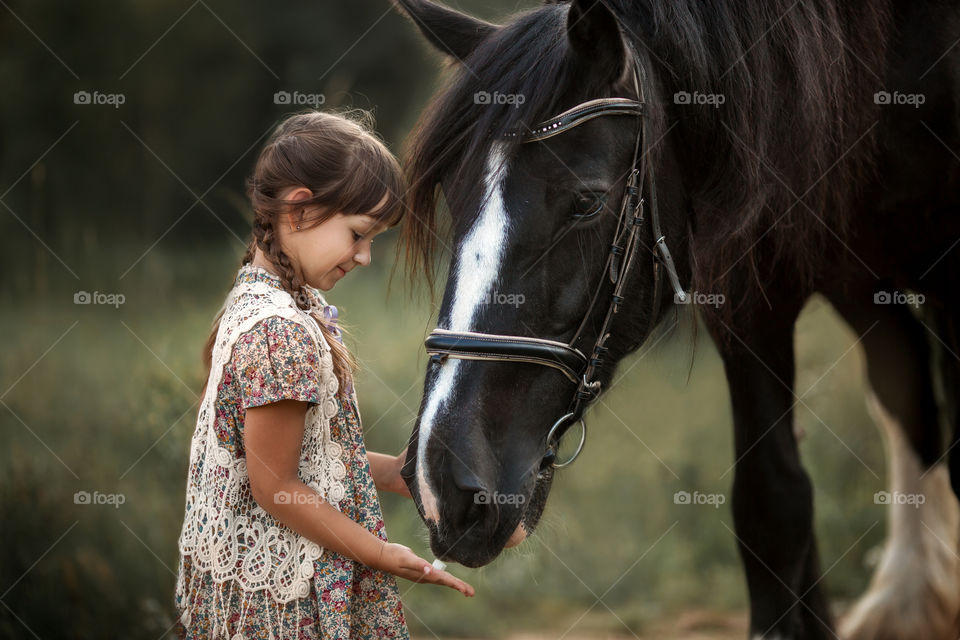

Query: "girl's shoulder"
left=235, top=314, right=320, bottom=358
left=214, top=265, right=339, bottom=408
left=231, top=315, right=334, bottom=410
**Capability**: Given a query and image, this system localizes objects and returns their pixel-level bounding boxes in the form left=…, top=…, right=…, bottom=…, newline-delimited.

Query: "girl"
left=174, top=110, right=473, bottom=640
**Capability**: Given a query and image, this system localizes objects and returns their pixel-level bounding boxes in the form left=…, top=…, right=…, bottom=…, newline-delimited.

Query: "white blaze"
left=415, top=143, right=510, bottom=522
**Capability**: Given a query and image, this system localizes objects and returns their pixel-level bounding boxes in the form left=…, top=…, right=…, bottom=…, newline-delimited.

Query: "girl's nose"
left=354, top=249, right=371, bottom=267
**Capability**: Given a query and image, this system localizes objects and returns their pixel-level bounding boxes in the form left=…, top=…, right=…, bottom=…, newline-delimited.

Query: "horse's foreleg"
left=711, top=311, right=834, bottom=640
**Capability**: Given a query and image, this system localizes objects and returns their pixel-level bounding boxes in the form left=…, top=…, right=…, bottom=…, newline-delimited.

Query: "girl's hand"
left=386, top=454, right=412, bottom=499
left=376, top=542, right=475, bottom=597
left=370, top=452, right=412, bottom=498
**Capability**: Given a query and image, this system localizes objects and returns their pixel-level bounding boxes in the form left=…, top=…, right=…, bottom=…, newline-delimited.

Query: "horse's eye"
left=571, top=192, right=607, bottom=221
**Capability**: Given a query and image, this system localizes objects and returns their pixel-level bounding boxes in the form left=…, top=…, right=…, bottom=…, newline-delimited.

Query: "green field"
left=0, top=241, right=888, bottom=638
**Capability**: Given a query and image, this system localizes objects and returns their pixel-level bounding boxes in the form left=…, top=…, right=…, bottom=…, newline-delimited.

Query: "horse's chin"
left=503, top=466, right=552, bottom=550
left=504, top=522, right=528, bottom=548
left=483, top=473, right=547, bottom=554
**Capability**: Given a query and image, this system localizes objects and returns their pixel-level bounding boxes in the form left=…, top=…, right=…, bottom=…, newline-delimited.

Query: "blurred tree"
left=0, top=0, right=530, bottom=296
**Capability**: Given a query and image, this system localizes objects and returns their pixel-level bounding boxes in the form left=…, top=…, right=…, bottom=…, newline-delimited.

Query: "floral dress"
left=174, top=265, right=409, bottom=640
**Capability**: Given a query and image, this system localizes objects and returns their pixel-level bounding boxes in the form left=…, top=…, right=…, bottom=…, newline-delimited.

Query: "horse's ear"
left=566, top=0, right=628, bottom=85
left=392, top=0, right=497, bottom=62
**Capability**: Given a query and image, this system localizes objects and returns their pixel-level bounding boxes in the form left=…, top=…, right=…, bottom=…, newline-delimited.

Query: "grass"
left=0, top=242, right=889, bottom=638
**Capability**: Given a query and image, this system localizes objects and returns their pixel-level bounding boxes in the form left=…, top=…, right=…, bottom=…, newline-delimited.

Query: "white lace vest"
left=175, top=273, right=348, bottom=632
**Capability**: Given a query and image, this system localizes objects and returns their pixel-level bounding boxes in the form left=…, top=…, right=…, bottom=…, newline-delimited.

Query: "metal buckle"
left=581, top=373, right=601, bottom=393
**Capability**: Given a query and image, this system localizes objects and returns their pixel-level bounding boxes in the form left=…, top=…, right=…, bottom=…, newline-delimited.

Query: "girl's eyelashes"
left=352, top=231, right=376, bottom=245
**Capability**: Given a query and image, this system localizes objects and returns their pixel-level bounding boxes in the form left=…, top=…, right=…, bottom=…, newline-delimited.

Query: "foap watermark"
left=480, top=290, right=525, bottom=308
left=474, top=491, right=526, bottom=506
left=74, top=290, right=125, bottom=308
left=474, top=91, right=526, bottom=108
left=74, top=490, right=126, bottom=509
left=674, top=91, right=725, bottom=108
left=290, top=290, right=326, bottom=312
left=874, top=491, right=925, bottom=509
left=874, top=290, right=925, bottom=308
left=274, top=490, right=326, bottom=506
left=274, top=90, right=326, bottom=107
left=874, top=91, right=925, bottom=109
left=675, top=290, right=725, bottom=308
left=674, top=490, right=726, bottom=509
left=74, top=90, right=125, bottom=109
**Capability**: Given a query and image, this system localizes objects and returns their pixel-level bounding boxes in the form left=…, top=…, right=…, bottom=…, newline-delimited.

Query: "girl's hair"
left=202, top=109, right=407, bottom=395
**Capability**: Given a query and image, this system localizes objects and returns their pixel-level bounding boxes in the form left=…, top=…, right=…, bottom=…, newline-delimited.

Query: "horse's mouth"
left=426, top=484, right=546, bottom=566
left=430, top=507, right=531, bottom=566
left=489, top=466, right=553, bottom=553
left=504, top=521, right=528, bottom=548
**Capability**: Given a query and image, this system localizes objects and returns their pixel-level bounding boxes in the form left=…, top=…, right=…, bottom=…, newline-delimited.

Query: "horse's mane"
left=629, top=0, right=892, bottom=310
left=399, top=0, right=892, bottom=312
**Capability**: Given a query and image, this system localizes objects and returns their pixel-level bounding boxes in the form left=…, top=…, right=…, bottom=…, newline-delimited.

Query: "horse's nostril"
left=448, top=450, right=489, bottom=495
left=455, top=478, right=487, bottom=495
left=451, top=464, right=488, bottom=496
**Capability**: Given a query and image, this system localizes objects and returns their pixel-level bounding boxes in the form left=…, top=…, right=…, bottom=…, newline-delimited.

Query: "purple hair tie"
left=321, top=304, right=353, bottom=396
left=322, top=304, right=342, bottom=342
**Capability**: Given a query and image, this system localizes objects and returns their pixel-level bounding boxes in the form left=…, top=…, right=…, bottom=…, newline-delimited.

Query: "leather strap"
left=505, top=98, right=645, bottom=142
left=425, top=329, right=588, bottom=384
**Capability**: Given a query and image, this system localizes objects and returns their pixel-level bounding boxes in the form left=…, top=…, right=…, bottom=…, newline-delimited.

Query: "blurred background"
left=1, top=1, right=890, bottom=638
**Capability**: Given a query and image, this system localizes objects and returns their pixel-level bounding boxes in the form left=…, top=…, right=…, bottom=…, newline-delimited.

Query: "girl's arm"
left=244, top=399, right=473, bottom=596
left=368, top=451, right=411, bottom=498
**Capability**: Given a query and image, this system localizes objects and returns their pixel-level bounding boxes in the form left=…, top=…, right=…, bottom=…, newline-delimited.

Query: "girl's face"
left=278, top=187, right=390, bottom=292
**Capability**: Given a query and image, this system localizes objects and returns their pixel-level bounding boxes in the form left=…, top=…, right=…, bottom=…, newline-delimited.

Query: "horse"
left=390, top=0, right=960, bottom=638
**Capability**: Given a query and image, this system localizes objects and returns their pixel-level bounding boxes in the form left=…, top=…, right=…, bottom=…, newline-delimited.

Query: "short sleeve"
left=232, top=316, right=325, bottom=410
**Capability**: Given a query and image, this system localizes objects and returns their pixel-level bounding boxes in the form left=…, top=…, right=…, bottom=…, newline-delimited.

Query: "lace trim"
left=175, top=276, right=346, bottom=637
left=235, top=263, right=329, bottom=309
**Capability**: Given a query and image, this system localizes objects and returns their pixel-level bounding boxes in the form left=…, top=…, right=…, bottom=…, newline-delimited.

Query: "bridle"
left=424, top=51, right=686, bottom=469
left=424, top=48, right=686, bottom=470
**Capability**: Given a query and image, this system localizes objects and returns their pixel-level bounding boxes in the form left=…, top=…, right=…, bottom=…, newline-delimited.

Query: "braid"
left=252, top=215, right=358, bottom=396
left=240, top=235, right=257, bottom=266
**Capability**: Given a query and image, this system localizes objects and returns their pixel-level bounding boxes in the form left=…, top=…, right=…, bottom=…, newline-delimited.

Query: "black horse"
left=392, top=0, right=960, bottom=638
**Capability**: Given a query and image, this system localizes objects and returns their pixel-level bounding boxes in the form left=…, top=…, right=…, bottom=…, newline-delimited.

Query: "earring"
left=296, top=224, right=301, bottom=230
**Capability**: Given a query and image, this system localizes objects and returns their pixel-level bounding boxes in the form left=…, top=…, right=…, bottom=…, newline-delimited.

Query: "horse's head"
left=394, top=0, right=689, bottom=567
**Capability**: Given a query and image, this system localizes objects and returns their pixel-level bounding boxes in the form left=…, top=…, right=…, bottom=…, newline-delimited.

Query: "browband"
left=504, top=97, right=645, bottom=142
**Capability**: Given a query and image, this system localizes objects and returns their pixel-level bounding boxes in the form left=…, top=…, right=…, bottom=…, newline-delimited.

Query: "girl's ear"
left=284, top=186, right=314, bottom=203
left=287, top=209, right=305, bottom=232
left=282, top=186, right=313, bottom=231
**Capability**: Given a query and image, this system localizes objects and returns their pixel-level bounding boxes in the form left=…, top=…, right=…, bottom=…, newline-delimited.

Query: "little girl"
left=174, top=110, right=473, bottom=640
